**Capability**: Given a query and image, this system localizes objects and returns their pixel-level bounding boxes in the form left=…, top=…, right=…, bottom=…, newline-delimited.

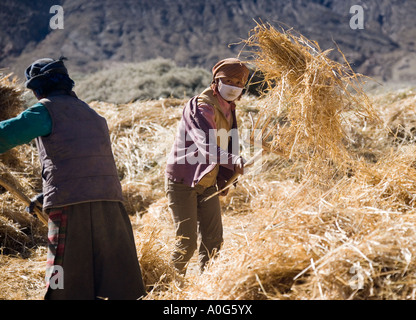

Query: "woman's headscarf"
left=211, top=58, right=249, bottom=84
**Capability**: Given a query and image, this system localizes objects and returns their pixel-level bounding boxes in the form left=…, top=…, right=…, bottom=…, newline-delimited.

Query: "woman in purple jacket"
left=165, top=58, right=249, bottom=276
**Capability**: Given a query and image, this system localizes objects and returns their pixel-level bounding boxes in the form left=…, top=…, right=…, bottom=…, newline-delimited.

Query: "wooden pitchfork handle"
left=203, top=149, right=263, bottom=202
left=0, top=177, right=48, bottom=226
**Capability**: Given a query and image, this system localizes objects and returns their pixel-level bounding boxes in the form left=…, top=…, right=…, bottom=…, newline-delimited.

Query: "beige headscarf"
left=211, top=58, right=249, bottom=84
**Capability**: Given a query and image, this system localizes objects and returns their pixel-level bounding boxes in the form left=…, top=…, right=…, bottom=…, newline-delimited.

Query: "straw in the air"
left=245, top=22, right=380, bottom=175
left=0, top=73, right=27, bottom=169
left=0, top=72, right=24, bottom=121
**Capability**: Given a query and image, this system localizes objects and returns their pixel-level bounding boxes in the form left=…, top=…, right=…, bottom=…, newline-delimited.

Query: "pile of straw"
left=134, top=206, right=179, bottom=295
left=0, top=86, right=415, bottom=300
left=245, top=23, right=380, bottom=176
left=0, top=158, right=46, bottom=255
left=91, top=99, right=184, bottom=216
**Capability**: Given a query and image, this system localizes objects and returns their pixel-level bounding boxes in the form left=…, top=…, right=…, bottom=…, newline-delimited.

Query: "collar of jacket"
left=197, top=87, right=235, bottom=120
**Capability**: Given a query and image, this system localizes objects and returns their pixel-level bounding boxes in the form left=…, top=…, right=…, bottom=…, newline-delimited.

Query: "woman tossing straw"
left=165, top=58, right=249, bottom=276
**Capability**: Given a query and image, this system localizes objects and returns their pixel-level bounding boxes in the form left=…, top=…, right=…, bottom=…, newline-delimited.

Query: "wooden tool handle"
left=0, top=175, right=48, bottom=226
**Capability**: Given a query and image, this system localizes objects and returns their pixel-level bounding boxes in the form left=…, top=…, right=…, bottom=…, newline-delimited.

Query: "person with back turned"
left=0, top=57, right=146, bottom=300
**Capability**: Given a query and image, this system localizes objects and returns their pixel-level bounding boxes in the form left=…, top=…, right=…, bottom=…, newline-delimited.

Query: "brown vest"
left=197, top=88, right=233, bottom=188
left=36, top=93, right=123, bottom=209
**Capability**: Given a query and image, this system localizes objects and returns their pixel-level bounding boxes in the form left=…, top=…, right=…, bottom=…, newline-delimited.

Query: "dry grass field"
left=1, top=24, right=416, bottom=300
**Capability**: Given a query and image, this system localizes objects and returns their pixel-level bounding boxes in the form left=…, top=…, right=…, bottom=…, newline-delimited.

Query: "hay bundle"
left=0, top=162, right=47, bottom=254
left=0, top=73, right=26, bottom=168
left=0, top=72, right=24, bottom=121
left=245, top=23, right=379, bottom=175
left=0, top=74, right=47, bottom=254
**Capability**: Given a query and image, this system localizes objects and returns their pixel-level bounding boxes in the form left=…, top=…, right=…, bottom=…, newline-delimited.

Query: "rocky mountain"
left=1, top=0, right=415, bottom=84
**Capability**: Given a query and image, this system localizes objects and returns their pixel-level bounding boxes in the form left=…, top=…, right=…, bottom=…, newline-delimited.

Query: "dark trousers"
left=166, top=179, right=223, bottom=275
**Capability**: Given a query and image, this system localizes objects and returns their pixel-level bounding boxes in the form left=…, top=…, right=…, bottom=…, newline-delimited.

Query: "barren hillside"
left=1, top=0, right=415, bottom=84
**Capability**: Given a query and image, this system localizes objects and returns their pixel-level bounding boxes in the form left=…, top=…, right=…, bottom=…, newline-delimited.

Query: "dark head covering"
left=25, top=57, right=74, bottom=95
left=211, top=58, right=249, bottom=84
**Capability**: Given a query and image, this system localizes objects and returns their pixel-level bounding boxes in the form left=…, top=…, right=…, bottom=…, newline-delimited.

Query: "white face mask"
left=217, top=80, right=243, bottom=102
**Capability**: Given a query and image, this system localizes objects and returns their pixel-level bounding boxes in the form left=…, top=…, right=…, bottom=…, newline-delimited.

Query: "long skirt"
left=44, top=201, right=146, bottom=300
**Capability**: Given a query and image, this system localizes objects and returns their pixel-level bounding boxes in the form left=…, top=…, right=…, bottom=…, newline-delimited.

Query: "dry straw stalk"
left=0, top=163, right=48, bottom=226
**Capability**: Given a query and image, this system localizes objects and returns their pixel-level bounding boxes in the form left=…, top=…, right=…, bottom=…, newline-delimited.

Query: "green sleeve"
left=0, top=103, right=52, bottom=154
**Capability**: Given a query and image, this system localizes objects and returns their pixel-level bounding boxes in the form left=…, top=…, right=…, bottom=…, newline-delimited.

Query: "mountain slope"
left=1, top=0, right=415, bottom=83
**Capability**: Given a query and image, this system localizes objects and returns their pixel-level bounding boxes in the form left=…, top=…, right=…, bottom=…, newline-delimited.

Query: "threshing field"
left=1, top=24, right=416, bottom=300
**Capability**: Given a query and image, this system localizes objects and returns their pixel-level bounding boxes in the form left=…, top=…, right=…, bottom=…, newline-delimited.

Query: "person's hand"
left=220, top=188, right=229, bottom=197
left=26, top=193, right=44, bottom=214
left=234, top=157, right=245, bottom=175
left=217, top=179, right=229, bottom=196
